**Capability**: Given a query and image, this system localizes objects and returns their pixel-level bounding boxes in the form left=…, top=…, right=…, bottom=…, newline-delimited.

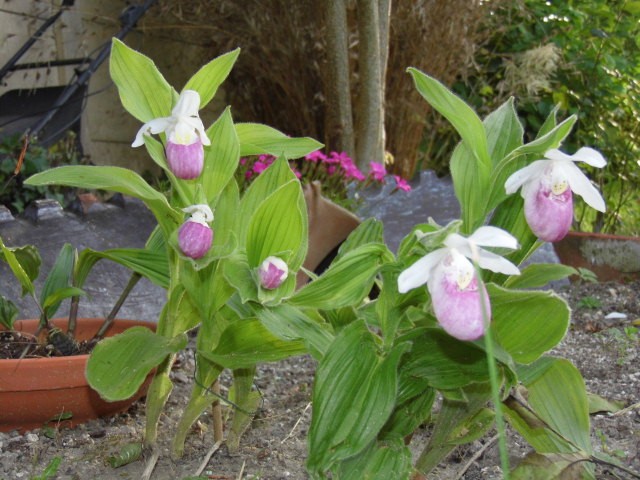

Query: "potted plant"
left=0, top=237, right=163, bottom=432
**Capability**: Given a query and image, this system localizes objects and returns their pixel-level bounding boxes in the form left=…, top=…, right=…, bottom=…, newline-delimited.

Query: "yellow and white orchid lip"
left=131, top=90, right=211, bottom=148
left=397, top=226, right=520, bottom=341
left=504, top=147, right=607, bottom=241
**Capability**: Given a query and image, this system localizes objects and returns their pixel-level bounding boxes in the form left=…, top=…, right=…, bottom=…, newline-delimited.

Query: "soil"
left=0, top=280, right=638, bottom=480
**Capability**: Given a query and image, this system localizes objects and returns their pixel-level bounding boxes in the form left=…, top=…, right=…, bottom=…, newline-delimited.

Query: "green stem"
left=475, top=262, right=510, bottom=478
left=94, top=272, right=141, bottom=340
left=144, top=353, right=176, bottom=448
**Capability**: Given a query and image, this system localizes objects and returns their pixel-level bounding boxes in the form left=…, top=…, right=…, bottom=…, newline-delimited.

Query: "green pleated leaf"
left=25, top=166, right=180, bottom=234
left=42, top=287, right=85, bottom=311
left=0, top=243, right=40, bottom=284
left=183, top=48, right=240, bottom=108
left=0, top=296, right=19, bottom=330
left=587, top=393, right=624, bottom=415
left=40, top=244, right=75, bottom=318
left=0, top=237, right=36, bottom=296
left=401, top=329, right=490, bottom=390
left=381, top=388, right=435, bottom=441
left=489, top=284, right=569, bottom=364
left=86, top=327, right=187, bottom=401
left=504, top=263, right=578, bottom=290
left=246, top=179, right=307, bottom=269
left=199, top=318, right=307, bottom=369
left=255, top=304, right=334, bottom=359
left=290, top=243, right=392, bottom=310
left=109, top=38, right=173, bottom=123
left=485, top=97, right=524, bottom=167
left=202, top=108, right=240, bottom=203
left=415, top=382, right=492, bottom=473
left=238, top=156, right=299, bottom=244
left=336, top=438, right=413, bottom=480
left=334, top=218, right=385, bottom=263
left=307, top=320, right=409, bottom=475
left=236, top=123, right=323, bottom=159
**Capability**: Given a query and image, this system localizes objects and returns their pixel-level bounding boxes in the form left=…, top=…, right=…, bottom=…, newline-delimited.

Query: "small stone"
left=25, top=433, right=38, bottom=443
left=22, top=199, right=63, bottom=221
left=0, top=205, right=14, bottom=223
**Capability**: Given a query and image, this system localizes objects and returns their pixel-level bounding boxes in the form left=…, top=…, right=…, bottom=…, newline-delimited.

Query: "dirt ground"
left=1, top=280, right=638, bottom=480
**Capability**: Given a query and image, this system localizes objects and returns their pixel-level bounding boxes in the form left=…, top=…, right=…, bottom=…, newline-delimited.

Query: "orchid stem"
left=95, top=272, right=141, bottom=340
left=474, top=260, right=510, bottom=478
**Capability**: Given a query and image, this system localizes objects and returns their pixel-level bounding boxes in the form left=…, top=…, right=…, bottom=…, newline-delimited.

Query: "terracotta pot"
left=0, top=318, right=155, bottom=433
left=553, top=231, right=640, bottom=282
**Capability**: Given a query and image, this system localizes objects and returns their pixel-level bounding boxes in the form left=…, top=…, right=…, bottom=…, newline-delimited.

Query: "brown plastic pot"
left=553, top=231, right=640, bottom=282
left=0, top=318, right=156, bottom=433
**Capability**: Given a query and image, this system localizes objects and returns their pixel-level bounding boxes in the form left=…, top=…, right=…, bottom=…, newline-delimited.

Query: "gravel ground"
left=0, top=280, right=638, bottom=480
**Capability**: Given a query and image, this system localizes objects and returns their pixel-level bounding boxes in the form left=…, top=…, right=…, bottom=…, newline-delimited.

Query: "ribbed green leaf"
left=511, top=451, right=593, bottom=479
left=0, top=243, right=40, bottom=284
left=0, top=237, right=36, bottom=296
left=109, top=38, right=173, bottom=123
left=42, top=287, right=85, bottom=311
left=40, top=244, right=75, bottom=318
left=290, top=243, right=392, bottom=310
left=334, top=218, right=385, bottom=263
left=199, top=318, right=307, bottom=369
left=307, top=320, right=409, bottom=475
left=183, top=48, right=240, bottom=108
left=504, top=263, right=578, bottom=289
left=25, top=166, right=180, bottom=234
left=238, top=156, right=298, bottom=244
left=246, top=180, right=307, bottom=269
left=202, top=108, right=240, bottom=203
left=336, top=438, right=413, bottom=480
left=255, top=304, right=334, bottom=358
left=0, top=296, right=19, bottom=330
left=87, top=327, right=187, bottom=401
left=401, top=329, right=490, bottom=390
left=236, top=123, right=323, bottom=159
left=489, top=284, right=569, bottom=364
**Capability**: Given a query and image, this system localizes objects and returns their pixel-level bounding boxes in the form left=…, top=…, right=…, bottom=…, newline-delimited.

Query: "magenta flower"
left=258, top=256, right=289, bottom=289
left=393, top=175, right=412, bottom=192
left=505, top=148, right=606, bottom=242
left=339, top=155, right=366, bottom=181
left=369, top=162, right=387, bottom=182
left=132, top=90, right=210, bottom=180
left=178, top=204, right=214, bottom=259
left=305, top=150, right=326, bottom=163
left=398, top=227, right=520, bottom=341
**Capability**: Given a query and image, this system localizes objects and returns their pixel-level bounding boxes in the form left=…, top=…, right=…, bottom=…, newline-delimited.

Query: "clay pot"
left=0, top=318, right=155, bottom=433
left=553, top=231, right=640, bottom=282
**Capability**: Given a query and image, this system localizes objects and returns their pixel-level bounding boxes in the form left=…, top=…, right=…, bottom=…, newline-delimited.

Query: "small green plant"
left=598, top=326, right=640, bottom=365
left=0, top=132, right=83, bottom=214
left=30, top=457, right=61, bottom=480
left=578, top=295, right=603, bottom=309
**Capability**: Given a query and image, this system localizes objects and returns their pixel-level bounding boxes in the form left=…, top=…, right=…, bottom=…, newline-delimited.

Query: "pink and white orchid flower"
left=258, top=256, right=289, bottom=290
left=504, top=147, right=606, bottom=242
left=132, top=90, right=211, bottom=180
left=398, top=227, right=520, bottom=341
left=178, top=204, right=214, bottom=259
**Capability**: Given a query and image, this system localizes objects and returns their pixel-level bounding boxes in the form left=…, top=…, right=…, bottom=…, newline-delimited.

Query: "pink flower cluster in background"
left=239, top=151, right=411, bottom=197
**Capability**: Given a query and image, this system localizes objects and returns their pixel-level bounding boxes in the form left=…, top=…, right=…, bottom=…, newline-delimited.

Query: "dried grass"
left=143, top=0, right=502, bottom=178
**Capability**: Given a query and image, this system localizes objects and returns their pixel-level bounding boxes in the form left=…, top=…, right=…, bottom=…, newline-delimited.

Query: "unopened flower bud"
left=178, top=204, right=213, bottom=259
left=166, top=139, right=204, bottom=180
left=258, top=256, right=288, bottom=289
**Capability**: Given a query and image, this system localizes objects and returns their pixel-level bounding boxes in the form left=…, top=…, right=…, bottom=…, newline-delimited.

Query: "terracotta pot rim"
left=2, top=318, right=156, bottom=366
left=559, top=231, right=640, bottom=242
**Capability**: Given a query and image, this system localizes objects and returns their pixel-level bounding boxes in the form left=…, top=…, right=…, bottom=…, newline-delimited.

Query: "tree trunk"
left=355, top=0, right=384, bottom=170
left=324, top=0, right=355, bottom=157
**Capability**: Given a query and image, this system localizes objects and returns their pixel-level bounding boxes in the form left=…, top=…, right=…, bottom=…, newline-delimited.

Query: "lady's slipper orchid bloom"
left=258, top=256, right=289, bottom=289
left=398, top=227, right=520, bottom=341
left=178, top=204, right=213, bottom=259
left=504, top=147, right=606, bottom=242
left=131, top=90, right=211, bottom=180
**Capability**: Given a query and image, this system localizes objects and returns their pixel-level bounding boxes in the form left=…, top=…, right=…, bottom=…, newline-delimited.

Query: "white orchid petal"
left=544, top=148, right=574, bottom=162
left=476, top=249, right=520, bottom=275
left=558, top=161, right=606, bottom=212
left=173, top=90, right=201, bottom=116
left=131, top=117, right=172, bottom=147
left=571, top=147, right=606, bottom=168
left=468, top=226, right=519, bottom=250
left=504, top=160, right=549, bottom=194
left=397, top=249, right=447, bottom=293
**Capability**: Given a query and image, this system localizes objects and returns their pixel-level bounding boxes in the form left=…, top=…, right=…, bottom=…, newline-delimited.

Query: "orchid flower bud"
left=132, top=90, right=211, bottom=180
left=178, top=204, right=213, bottom=259
left=398, top=226, right=520, bottom=341
left=505, top=148, right=606, bottom=242
left=258, top=256, right=289, bottom=290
